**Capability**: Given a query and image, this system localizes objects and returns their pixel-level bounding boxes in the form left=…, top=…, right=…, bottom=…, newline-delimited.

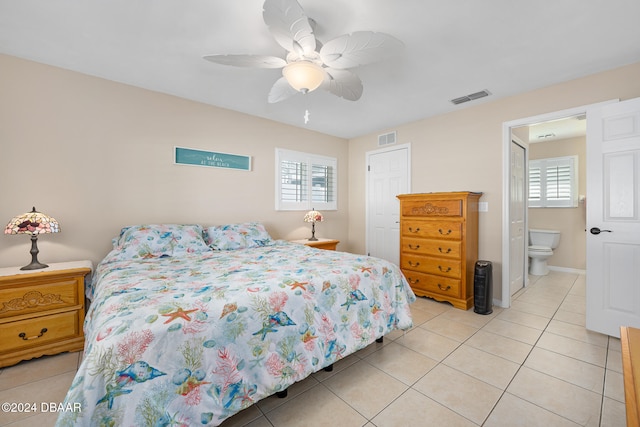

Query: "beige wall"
left=348, top=61, right=640, bottom=304
left=0, top=54, right=348, bottom=269
left=3, top=53, right=640, bottom=304
left=529, top=136, right=587, bottom=271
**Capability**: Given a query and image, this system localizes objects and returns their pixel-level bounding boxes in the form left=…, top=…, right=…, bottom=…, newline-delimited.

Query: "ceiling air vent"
left=450, top=90, right=491, bottom=105
left=378, top=131, right=397, bottom=146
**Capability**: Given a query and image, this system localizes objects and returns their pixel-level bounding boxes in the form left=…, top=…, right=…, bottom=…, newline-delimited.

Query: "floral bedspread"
left=56, top=241, right=415, bottom=426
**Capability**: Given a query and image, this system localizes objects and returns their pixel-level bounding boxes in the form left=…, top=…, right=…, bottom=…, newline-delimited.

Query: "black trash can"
left=473, top=260, right=493, bottom=315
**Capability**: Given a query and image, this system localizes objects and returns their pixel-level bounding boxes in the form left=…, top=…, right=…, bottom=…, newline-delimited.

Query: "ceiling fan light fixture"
left=282, top=61, right=325, bottom=93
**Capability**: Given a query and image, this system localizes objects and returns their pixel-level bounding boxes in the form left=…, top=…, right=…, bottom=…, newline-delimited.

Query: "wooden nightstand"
left=0, top=261, right=92, bottom=367
left=290, top=238, right=340, bottom=251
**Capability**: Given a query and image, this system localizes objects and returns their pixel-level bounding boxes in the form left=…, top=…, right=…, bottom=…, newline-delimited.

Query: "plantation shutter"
left=528, top=156, right=578, bottom=208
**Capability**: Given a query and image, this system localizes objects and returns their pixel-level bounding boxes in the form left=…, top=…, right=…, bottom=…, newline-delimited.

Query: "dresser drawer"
left=0, top=278, right=81, bottom=320
left=402, top=220, right=462, bottom=240
left=401, top=237, right=461, bottom=259
left=402, top=270, right=461, bottom=297
left=401, top=199, right=462, bottom=217
left=401, top=254, right=461, bottom=278
left=0, top=311, right=81, bottom=353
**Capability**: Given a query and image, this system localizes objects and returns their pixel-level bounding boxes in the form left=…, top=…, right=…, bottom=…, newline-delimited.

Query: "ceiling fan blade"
left=319, top=31, right=403, bottom=69
left=322, top=68, right=363, bottom=101
left=268, top=77, right=300, bottom=103
left=263, top=0, right=316, bottom=56
left=203, top=54, right=287, bottom=69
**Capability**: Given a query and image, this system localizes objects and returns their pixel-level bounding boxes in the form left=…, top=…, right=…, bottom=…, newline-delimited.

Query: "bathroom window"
left=529, top=155, right=578, bottom=208
left=275, top=148, right=337, bottom=211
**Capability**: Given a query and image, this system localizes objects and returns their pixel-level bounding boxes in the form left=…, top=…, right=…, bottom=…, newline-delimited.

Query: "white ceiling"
left=525, top=116, right=587, bottom=143
left=1, top=0, right=639, bottom=139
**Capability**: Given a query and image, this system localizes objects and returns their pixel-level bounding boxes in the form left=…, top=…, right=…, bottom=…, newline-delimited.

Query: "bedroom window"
left=528, top=155, right=578, bottom=208
left=276, top=148, right=337, bottom=210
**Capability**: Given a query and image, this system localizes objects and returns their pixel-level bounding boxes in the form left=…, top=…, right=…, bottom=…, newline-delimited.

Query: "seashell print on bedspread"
left=56, top=241, right=415, bottom=426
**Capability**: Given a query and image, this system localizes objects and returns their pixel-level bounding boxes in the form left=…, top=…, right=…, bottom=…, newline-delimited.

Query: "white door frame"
left=365, top=143, right=411, bottom=259
left=501, top=101, right=615, bottom=308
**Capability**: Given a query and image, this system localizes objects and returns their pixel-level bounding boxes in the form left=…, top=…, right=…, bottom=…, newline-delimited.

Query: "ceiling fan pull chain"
left=303, top=91, right=311, bottom=124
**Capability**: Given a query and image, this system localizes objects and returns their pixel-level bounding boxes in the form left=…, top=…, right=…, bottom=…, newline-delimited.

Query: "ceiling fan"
left=203, top=0, right=403, bottom=103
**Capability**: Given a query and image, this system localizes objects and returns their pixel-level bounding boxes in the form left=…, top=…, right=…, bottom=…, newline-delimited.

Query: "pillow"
left=114, top=226, right=175, bottom=260
left=204, top=222, right=273, bottom=250
left=166, top=224, right=211, bottom=255
left=113, top=224, right=211, bottom=259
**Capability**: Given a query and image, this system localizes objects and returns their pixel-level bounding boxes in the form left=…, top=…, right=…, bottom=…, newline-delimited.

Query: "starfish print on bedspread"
left=287, top=280, right=308, bottom=291
left=162, top=307, right=198, bottom=324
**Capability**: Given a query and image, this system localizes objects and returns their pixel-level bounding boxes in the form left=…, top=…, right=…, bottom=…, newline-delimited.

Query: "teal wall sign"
left=175, top=146, right=251, bottom=171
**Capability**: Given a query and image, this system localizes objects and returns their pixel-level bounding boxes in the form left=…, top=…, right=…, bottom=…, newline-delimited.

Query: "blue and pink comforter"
left=57, top=241, right=414, bottom=426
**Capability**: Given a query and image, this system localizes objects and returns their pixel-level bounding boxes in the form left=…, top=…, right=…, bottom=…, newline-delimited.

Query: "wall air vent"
left=450, top=90, right=491, bottom=105
left=378, top=131, right=397, bottom=146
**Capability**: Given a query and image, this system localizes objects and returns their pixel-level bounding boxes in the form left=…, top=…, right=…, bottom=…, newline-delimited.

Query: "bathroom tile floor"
left=0, top=271, right=626, bottom=426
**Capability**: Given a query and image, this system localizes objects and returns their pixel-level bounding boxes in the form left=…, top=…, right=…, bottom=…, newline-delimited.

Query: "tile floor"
left=0, top=271, right=627, bottom=426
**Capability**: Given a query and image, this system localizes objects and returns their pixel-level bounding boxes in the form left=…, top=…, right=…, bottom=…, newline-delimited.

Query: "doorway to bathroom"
left=504, top=98, right=640, bottom=336
left=502, top=103, right=600, bottom=308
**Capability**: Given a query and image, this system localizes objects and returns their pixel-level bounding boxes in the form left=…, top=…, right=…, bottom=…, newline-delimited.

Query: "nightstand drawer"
left=0, top=311, right=80, bottom=353
left=0, top=278, right=81, bottom=320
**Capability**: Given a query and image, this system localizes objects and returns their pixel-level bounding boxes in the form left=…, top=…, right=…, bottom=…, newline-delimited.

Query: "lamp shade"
left=303, top=209, right=323, bottom=223
left=5, top=207, right=60, bottom=235
left=282, top=61, right=325, bottom=93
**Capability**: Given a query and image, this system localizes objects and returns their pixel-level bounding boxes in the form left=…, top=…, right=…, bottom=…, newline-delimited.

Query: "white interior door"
left=586, top=97, right=640, bottom=338
left=366, top=144, right=410, bottom=265
left=510, top=139, right=527, bottom=296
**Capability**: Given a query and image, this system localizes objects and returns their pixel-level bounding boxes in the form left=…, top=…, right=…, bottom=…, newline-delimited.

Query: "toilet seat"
left=528, top=245, right=553, bottom=256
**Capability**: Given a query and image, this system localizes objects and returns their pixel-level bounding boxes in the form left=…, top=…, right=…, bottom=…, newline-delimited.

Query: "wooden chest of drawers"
left=0, top=262, right=92, bottom=367
left=397, top=192, right=482, bottom=310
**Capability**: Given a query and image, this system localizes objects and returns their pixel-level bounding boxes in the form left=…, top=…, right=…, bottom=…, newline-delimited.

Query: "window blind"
left=528, top=155, right=578, bottom=208
left=276, top=148, right=337, bottom=210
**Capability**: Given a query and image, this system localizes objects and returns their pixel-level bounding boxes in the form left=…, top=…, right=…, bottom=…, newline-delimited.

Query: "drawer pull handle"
left=408, top=227, right=421, bottom=233
left=438, top=266, right=452, bottom=273
left=438, top=284, right=452, bottom=291
left=408, top=278, right=420, bottom=285
left=19, top=328, right=48, bottom=341
left=439, top=229, right=452, bottom=235
left=408, top=261, right=420, bottom=267
left=438, top=247, right=451, bottom=254
left=409, top=244, right=420, bottom=250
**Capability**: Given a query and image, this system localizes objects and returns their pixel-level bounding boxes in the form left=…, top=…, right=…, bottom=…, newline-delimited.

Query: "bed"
left=56, top=223, right=415, bottom=426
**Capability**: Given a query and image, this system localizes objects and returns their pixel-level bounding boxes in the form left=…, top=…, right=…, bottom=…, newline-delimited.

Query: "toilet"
left=528, top=229, right=561, bottom=276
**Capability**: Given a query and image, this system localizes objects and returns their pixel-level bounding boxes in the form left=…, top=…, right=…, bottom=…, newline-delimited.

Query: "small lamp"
left=303, top=208, right=323, bottom=241
left=4, top=207, right=60, bottom=270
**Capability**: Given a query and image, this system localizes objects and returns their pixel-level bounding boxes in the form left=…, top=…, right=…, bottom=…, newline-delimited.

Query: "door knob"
left=590, top=227, right=612, bottom=235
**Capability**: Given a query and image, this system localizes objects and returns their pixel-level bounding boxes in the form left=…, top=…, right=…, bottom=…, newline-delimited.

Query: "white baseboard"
left=494, top=298, right=507, bottom=308
left=548, top=265, right=586, bottom=275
